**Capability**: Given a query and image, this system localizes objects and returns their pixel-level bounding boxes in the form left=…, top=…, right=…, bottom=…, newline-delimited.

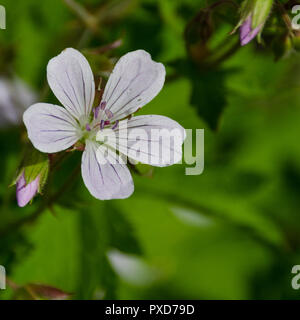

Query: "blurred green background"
left=1, top=0, right=300, bottom=300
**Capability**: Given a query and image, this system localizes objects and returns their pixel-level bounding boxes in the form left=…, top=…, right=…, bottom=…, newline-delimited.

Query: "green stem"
left=63, top=0, right=99, bottom=32
left=209, top=0, right=238, bottom=10
left=276, top=0, right=294, bottom=37
left=206, top=39, right=241, bottom=68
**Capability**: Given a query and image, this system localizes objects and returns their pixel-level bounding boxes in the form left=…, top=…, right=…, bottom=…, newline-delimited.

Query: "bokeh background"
left=1, top=0, right=300, bottom=300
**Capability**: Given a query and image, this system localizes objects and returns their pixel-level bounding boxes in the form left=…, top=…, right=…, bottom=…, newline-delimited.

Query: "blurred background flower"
left=0, top=77, right=36, bottom=128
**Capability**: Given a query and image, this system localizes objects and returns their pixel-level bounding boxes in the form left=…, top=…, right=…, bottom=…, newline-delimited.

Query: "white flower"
left=23, top=48, right=186, bottom=200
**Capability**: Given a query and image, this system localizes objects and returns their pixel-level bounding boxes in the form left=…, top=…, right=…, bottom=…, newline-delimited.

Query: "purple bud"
left=85, top=123, right=91, bottom=132
left=240, top=15, right=262, bottom=46
left=16, top=173, right=40, bottom=207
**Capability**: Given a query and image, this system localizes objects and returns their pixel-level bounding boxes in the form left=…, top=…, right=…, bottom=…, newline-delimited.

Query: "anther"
left=93, top=101, right=107, bottom=119
left=105, top=109, right=113, bottom=119
left=112, top=120, right=119, bottom=130
left=93, top=106, right=100, bottom=119
left=100, top=101, right=107, bottom=110
left=100, top=120, right=105, bottom=130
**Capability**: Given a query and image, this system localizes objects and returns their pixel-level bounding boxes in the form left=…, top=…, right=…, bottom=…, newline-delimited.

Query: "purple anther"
left=100, top=120, right=105, bottom=130
left=93, top=106, right=100, bottom=119
left=85, top=124, right=91, bottom=131
left=112, top=120, right=119, bottom=130
left=105, top=109, right=113, bottom=119
left=100, top=101, right=107, bottom=110
left=93, top=101, right=107, bottom=119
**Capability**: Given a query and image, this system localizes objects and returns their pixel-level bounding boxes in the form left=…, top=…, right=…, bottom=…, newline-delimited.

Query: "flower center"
left=78, top=101, right=120, bottom=143
left=91, top=100, right=119, bottom=132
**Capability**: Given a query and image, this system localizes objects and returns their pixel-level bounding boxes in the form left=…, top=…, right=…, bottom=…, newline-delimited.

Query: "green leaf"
left=23, top=149, right=49, bottom=186
left=75, top=202, right=117, bottom=300
left=75, top=201, right=142, bottom=299
left=189, top=68, right=228, bottom=130
left=170, top=59, right=231, bottom=130
left=9, top=206, right=81, bottom=295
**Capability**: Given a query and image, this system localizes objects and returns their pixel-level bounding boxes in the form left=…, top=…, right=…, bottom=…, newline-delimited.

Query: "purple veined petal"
left=23, top=103, right=80, bottom=153
left=16, top=173, right=40, bottom=207
left=99, top=115, right=186, bottom=167
left=101, top=50, right=166, bottom=122
left=81, top=140, right=134, bottom=200
left=240, top=15, right=262, bottom=46
left=47, top=48, right=95, bottom=120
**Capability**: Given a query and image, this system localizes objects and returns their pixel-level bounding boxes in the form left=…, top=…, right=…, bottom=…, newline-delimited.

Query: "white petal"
left=47, top=48, right=95, bottom=120
left=100, top=115, right=186, bottom=167
left=81, top=140, right=134, bottom=200
left=101, top=50, right=165, bottom=121
left=23, top=103, right=80, bottom=153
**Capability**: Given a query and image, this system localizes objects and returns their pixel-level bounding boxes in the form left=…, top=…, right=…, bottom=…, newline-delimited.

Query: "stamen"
left=93, top=106, right=100, bottom=119
left=112, top=120, right=119, bottom=130
left=100, top=120, right=105, bottom=130
left=93, top=101, right=107, bottom=120
left=100, top=101, right=107, bottom=110
left=85, top=124, right=91, bottom=132
left=94, top=119, right=111, bottom=130
left=105, top=109, right=113, bottom=119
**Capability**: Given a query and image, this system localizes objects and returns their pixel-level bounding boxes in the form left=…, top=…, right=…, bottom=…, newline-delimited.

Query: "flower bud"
left=12, top=145, right=49, bottom=207
left=235, top=0, right=273, bottom=45
left=16, top=173, right=40, bottom=207
left=240, top=15, right=262, bottom=46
